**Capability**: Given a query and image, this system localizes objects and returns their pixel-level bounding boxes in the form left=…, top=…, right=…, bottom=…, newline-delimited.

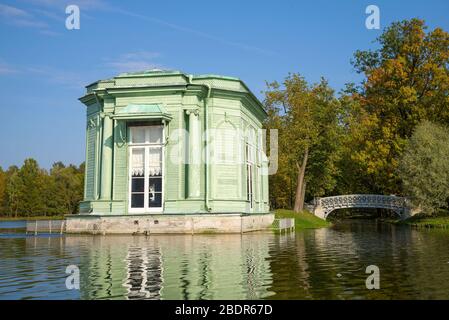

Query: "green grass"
left=0, top=215, right=65, bottom=221
left=274, top=209, right=331, bottom=229
left=398, top=214, right=449, bottom=229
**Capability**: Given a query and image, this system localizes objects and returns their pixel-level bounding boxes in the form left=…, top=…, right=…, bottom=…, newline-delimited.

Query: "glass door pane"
left=131, top=148, right=145, bottom=208
left=148, top=147, right=162, bottom=208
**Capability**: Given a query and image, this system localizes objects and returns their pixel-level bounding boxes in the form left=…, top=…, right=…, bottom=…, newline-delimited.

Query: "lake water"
left=1, top=219, right=449, bottom=300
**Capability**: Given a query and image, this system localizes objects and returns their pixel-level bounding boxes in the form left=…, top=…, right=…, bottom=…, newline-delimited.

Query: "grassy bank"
left=275, top=209, right=331, bottom=229
left=0, top=215, right=65, bottom=221
left=387, top=209, right=449, bottom=228
left=397, top=214, right=449, bottom=229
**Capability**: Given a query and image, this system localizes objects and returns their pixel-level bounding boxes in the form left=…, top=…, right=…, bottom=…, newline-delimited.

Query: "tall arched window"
left=246, top=128, right=256, bottom=210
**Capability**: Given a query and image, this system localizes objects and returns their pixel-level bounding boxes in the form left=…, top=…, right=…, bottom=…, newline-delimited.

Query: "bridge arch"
left=312, top=194, right=412, bottom=220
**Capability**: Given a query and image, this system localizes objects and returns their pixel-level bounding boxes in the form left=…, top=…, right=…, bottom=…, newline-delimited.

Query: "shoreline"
left=274, top=209, right=332, bottom=229
left=397, top=215, right=449, bottom=229
left=0, top=216, right=65, bottom=221
left=2, top=212, right=447, bottom=230
left=380, top=211, right=449, bottom=229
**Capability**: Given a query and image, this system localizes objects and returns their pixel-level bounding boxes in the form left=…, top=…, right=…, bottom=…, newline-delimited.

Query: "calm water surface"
left=1, top=219, right=449, bottom=299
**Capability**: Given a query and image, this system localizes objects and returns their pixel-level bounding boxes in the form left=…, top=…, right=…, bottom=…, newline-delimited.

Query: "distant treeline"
left=0, top=159, right=84, bottom=217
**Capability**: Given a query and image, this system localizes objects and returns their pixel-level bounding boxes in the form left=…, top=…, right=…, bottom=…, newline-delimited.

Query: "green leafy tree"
left=334, top=84, right=377, bottom=195
left=5, top=166, right=20, bottom=217
left=0, top=167, right=6, bottom=214
left=1, top=160, right=85, bottom=217
left=350, top=18, right=449, bottom=194
left=399, top=121, right=449, bottom=214
left=15, top=159, right=48, bottom=216
left=48, top=162, right=84, bottom=215
left=264, top=74, right=342, bottom=212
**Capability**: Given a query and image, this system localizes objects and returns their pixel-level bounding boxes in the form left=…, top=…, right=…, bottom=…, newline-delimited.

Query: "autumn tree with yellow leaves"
left=350, top=18, right=449, bottom=194
left=266, top=19, right=449, bottom=212
left=264, top=75, right=342, bottom=212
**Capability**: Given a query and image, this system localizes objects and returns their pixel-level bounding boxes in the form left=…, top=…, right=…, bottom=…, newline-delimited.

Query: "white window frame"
left=128, top=125, right=164, bottom=213
left=246, top=141, right=255, bottom=210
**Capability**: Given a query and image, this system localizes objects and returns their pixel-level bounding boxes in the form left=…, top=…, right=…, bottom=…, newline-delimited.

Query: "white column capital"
left=185, top=109, right=199, bottom=116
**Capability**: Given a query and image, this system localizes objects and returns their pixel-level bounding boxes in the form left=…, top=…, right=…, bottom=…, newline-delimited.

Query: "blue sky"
left=1, top=0, right=448, bottom=169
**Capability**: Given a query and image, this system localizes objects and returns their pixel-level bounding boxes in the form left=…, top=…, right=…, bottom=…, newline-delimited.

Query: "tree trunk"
left=289, top=172, right=293, bottom=209
left=300, top=181, right=307, bottom=211
left=294, top=147, right=309, bottom=213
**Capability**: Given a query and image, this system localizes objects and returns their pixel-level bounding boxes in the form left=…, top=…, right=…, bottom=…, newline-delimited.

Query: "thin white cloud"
left=1, top=51, right=162, bottom=86
left=0, top=61, right=19, bottom=74
left=38, top=28, right=61, bottom=36
left=0, top=58, right=87, bottom=89
left=0, top=1, right=104, bottom=35
left=109, top=8, right=276, bottom=56
left=19, top=0, right=275, bottom=55
left=25, top=65, right=87, bottom=88
left=0, top=3, right=28, bottom=17
left=104, top=51, right=164, bottom=73
left=0, top=3, right=48, bottom=28
left=21, top=0, right=109, bottom=11
left=31, top=8, right=65, bottom=23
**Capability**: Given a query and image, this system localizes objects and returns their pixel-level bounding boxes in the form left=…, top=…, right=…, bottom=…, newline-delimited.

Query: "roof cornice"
left=79, top=71, right=267, bottom=117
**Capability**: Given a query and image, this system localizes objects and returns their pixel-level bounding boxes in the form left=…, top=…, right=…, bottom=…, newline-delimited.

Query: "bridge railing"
left=315, top=194, right=408, bottom=211
left=312, top=194, right=414, bottom=220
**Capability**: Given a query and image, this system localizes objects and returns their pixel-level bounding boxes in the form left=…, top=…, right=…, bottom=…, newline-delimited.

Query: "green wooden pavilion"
left=66, top=70, right=273, bottom=233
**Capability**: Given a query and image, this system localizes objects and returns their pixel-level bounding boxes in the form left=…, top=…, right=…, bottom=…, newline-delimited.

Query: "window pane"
left=131, top=148, right=145, bottom=177
left=149, top=178, right=162, bottom=193
left=149, top=193, right=162, bottom=208
left=148, top=126, right=163, bottom=144
left=131, top=127, right=146, bottom=144
left=247, top=163, right=253, bottom=202
left=131, top=194, right=144, bottom=208
left=246, top=144, right=254, bottom=163
left=246, top=164, right=250, bottom=201
left=149, top=147, right=162, bottom=176
left=132, top=178, right=144, bottom=192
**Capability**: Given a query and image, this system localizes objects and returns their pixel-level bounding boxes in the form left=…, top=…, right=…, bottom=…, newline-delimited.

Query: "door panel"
left=130, top=148, right=145, bottom=209
left=129, top=125, right=164, bottom=213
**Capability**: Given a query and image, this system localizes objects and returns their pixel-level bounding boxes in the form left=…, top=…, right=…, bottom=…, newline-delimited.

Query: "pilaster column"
left=100, top=114, right=113, bottom=200
left=186, top=109, right=200, bottom=198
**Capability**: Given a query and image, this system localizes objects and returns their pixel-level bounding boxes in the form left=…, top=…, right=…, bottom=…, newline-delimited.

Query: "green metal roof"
left=115, top=69, right=240, bottom=81
left=82, top=70, right=267, bottom=119
left=116, top=104, right=166, bottom=114
left=113, top=104, right=172, bottom=121
left=116, top=69, right=183, bottom=77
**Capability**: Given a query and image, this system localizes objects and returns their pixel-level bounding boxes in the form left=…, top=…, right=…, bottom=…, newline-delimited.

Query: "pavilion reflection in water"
left=63, top=233, right=274, bottom=299
left=124, top=245, right=163, bottom=299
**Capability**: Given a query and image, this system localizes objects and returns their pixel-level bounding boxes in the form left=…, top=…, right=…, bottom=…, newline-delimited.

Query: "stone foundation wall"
left=65, top=213, right=274, bottom=234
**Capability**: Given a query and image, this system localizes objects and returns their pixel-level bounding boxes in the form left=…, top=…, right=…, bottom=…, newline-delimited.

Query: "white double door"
left=129, top=125, right=163, bottom=213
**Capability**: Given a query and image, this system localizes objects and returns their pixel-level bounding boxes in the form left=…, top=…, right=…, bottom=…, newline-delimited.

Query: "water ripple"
left=1, top=221, right=449, bottom=299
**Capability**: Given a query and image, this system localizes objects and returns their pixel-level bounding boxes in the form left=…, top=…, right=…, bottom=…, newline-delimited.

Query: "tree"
left=333, top=85, right=371, bottom=195
left=0, top=160, right=85, bottom=217
left=264, top=74, right=341, bottom=212
left=48, top=163, right=84, bottom=215
left=350, top=18, right=449, bottom=194
left=0, top=167, right=6, bottom=214
left=399, top=121, right=449, bottom=214
left=14, top=159, right=47, bottom=216
left=5, top=166, right=20, bottom=217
